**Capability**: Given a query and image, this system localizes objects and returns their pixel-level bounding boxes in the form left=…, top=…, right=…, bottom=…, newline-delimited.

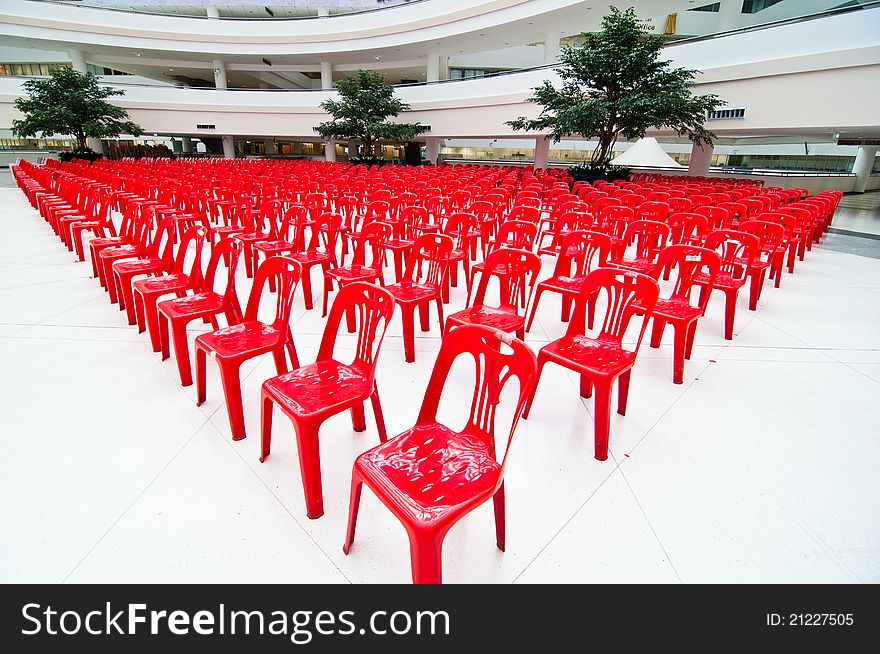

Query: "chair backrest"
left=571, top=268, right=659, bottom=351
left=703, top=229, right=760, bottom=282
left=171, top=225, right=207, bottom=279
left=620, top=220, right=671, bottom=260
left=403, top=233, right=454, bottom=286
left=668, top=212, right=709, bottom=245
left=303, top=213, right=341, bottom=257
left=652, top=244, right=721, bottom=311
left=694, top=205, right=730, bottom=230
left=636, top=201, right=670, bottom=222
left=442, top=212, right=475, bottom=251
left=243, top=256, right=302, bottom=338
left=317, top=282, right=395, bottom=380
left=552, top=230, right=611, bottom=278
left=415, top=324, right=537, bottom=473
left=493, top=220, right=538, bottom=252
left=468, top=248, right=541, bottom=311
left=350, top=221, right=391, bottom=268
left=508, top=205, right=540, bottom=223
left=739, top=219, right=786, bottom=255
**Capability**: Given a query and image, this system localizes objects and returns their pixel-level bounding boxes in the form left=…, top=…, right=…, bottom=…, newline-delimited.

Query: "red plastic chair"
left=641, top=245, right=721, bottom=383
left=322, top=221, right=390, bottom=320
left=525, top=230, right=612, bottom=332
left=693, top=230, right=759, bottom=340
left=195, top=256, right=302, bottom=440
left=287, top=213, right=340, bottom=310
left=523, top=268, right=660, bottom=461
left=611, top=220, right=671, bottom=274
left=343, top=325, right=538, bottom=583
left=132, top=225, right=207, bottom=350
left=738, top=219, right=787, bottom=305
left=446, top=248, right=541, bottom=339
left=383, top=233, right=453, bottom=363
left=158, top=238, right=243, bottom=387
left=104, top=216, right=175, bottom=306
left=260, top=282, right=395, bottom=519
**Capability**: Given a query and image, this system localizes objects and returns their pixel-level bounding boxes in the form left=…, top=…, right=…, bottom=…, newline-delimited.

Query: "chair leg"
left=580, top=374, right=593, bottom=399
left=525, top=288, right=543, bottom=333
left=493, top=483, right=506, bottom=552
left=401, top=305, right=416, bottom=363
left=672, top=324, right=687, bottom=384
left=293, top=421, right=325, bottom=519
left=342, top=473, right=363, bottom=555
left=561, top=295, right=573, bottom=322
left=370, top=385, right=388, bottom=443
left=685, top=320, right=698, bottom=360
left=650, top=317, right=666, bottom=348
left=259, top=393, right=274, bottom=462
left=133, top=288, right=147, bottom=333
left=617, top=371, right=631, bottom=415
left=143, top=296, right=162, bottom=352
left=521, top=358, right=546, bottom=419
left=301, top=266, right=314, bottom=310
left=418, top=300, right=430, bottom=332
left=171, top=320, right=194, bottom=386
left=723, top=289, right=738, bottom=341
left=195, top=346, right=208, bottom=404
left=272, top=347, right=288, bottom=375
left=350, top=401, right=367, bottom=432
left=592, top=379, right=614, bottom=461
left=218, top=361, right=246, bottom=440
left=409, top=531, right=444, bottom=584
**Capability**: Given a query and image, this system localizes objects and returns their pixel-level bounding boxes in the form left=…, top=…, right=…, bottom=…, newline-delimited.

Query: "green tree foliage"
left=317, top=70, right=425, bottom=157
left=12, top=67, right=143, bottom=153
left=508, top=6, right=723, bottom=167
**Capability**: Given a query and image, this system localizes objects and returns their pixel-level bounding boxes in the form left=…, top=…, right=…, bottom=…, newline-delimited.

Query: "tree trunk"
left=76, top=131, right=87, bottom=153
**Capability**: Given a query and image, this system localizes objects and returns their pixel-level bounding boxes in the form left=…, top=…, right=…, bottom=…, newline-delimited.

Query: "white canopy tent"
left=610, top=137, right=684, bottom=168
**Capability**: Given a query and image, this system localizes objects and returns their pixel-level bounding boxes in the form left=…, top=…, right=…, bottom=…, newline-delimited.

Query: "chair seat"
left=613, top=257, right=655, bottom=274
left=263, top=361, right=372, bottom=418
left=694, top=271, right=746, bottom=291
left=355, top=423, right=500, bottom=527
left=195, top=321, right=284, bottom=358
left=254, top=239, right=296, bottom=254
left=386, top=280, right=440, bottom=304
left=289, top=250, right=332, bottom=264
left=159, top=292, right=223, bottom=319
left=541, top=335, right=636, bottom=377
left=385, top=238, right=415, bottom=251
left=327, top=265, right=382, bottom=282
left=447, top=306, right=524, bottom=333
left=133, top=273, right=190, bottom=294
left=648, top=298, right=702, bottom=322
left=100, top=244, right=141, bottom=259
left=113, top=257, right=162, bottom=274
left=539, top=275, right=588, bottom=294
left=90, top=237, right=125, bottom=248
left=235, top=231, right=271, bottom=243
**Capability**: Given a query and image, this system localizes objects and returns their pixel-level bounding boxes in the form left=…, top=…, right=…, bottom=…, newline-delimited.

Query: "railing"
left=28, top=0, right=429, bottom=21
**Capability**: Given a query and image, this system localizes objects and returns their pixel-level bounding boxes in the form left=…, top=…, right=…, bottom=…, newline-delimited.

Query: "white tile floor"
left=1, top=184, right=879, bottom=584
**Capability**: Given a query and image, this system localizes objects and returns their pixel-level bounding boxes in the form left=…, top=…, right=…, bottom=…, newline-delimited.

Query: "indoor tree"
left=12, top=67, right=143, bottom=159
left=316, top=69, right=425, bottom=163
left=507, top=6, right=723, bottom=172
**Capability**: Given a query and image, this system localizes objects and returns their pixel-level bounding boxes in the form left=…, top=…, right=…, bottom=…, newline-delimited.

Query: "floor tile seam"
left=203, top=418, right=354, bottom=584
left=510, top=462, right=622, bottom=584
left=59, top=415, right=212, bottom=583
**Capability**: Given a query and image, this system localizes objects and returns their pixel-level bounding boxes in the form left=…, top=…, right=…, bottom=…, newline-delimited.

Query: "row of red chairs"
left=11, top=158, right=841, bottom=583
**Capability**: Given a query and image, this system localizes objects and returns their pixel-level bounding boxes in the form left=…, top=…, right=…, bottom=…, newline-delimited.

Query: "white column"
left=68, top=50, right=87, bottom=73
left=426, top=53, right=441, bottom=83
left=212, top=60, right=228, bottom=89
left=206, top=5, right=220, bottom=19
left=320, top=61, right=333, bottom=90
left=534, top=137, right=550, bottom=169
left=318, top=8, right=330, bottom=18
left=426, top=138, right=441, bottom=165
left=852, top=146, right=878, bottom=193
left=181, top=137, right=193, bottom=153
left=716, top=0, right=743, bottom=31
left=264, top=138, right=275, bottom=156
left=543, top=32, right=561, bottom=65
left=688, top=142, right=715, bottom=176
left=221, top=135, right=235, bottom=159
left=439, top=56, right=449, bottom=81
left=325, top=141, right=337, bottom=162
